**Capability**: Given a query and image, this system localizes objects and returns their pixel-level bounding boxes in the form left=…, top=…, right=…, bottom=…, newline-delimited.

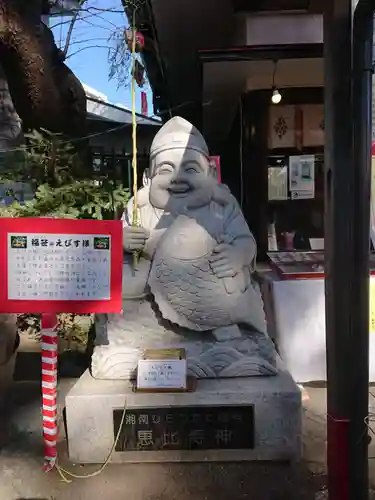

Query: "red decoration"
left=141, top=91, right=148, bottom=115
left=134, top=60, right=145, bottom=87
left=0, top=218, right=123, bottom=314
left=40, top=314, right=58, bottom=471
left=327, top=416, right=350, bottom=500
left=125, top=29, right=145, bottom=53
left=209, top=156, right=221, bottom=183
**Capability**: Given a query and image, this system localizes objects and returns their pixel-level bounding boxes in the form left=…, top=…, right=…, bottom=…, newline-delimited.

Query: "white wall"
left=234, top=13, right=323, bottom=47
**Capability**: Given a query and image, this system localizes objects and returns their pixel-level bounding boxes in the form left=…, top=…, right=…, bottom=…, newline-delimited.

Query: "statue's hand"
left=123, top=225, right=150, bottom=253
left=209, top=242, right=243, bottom=279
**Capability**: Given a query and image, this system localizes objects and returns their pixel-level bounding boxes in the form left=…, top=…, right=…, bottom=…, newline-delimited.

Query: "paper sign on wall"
left=268, top=166, right=288, bottom=200
left=289, top=155, right=315, bottom=200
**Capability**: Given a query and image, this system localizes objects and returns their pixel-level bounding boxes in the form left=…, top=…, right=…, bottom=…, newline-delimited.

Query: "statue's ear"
left=142, top=168, right=150, bottom=186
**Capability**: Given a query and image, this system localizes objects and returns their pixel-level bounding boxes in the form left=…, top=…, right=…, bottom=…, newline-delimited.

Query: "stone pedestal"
left=65, top=359, right=302, bottom=464
left=91, top=296, right=278, bottom=380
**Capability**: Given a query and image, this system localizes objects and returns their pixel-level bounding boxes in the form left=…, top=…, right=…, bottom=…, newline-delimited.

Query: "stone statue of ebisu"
left=91, top=116, right=278, bottom=379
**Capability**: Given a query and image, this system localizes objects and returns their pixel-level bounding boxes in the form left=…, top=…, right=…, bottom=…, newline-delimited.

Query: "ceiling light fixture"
left=271, top=60, right=282, bottom=104
left=271, top=88, right=282, bottom=104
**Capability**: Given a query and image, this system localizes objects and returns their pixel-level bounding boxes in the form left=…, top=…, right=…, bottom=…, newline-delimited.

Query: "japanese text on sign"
left=113, top=406, right=255, bottom=452
left=137, top=358, right=187, bottom=390
left=8, top=233, right=111, bottom=301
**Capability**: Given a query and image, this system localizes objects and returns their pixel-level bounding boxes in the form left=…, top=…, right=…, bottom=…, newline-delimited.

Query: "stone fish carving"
left=149, top=214, right=267, bottom=334
left=91, top=116, right=278, bottom=379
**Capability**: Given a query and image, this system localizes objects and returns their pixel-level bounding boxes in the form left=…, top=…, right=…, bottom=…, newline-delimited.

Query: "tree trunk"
left=0, top=0, right=87, bottom=138
left=0, top=64, right=23, bottom=150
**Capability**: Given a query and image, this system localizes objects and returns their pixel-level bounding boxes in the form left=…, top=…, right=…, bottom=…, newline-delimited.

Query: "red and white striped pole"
left=41, top=313, right=58, bottom=472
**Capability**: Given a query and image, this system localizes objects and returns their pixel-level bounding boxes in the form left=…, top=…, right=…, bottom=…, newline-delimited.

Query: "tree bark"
left=0, top=64, right=23, bottom=150
left=0, top=0, right=87, bottom=138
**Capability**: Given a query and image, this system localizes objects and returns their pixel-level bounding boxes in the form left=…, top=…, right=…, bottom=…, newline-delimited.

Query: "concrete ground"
left=0, top=379, right=325, bottom=500
left=1, top=345, right=374, bottom=499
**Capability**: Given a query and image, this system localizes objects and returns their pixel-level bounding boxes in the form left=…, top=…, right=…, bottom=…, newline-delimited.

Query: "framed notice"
left=289, top=155, right=315, bottom=199
left=268, top=166, right=288, bottom=200
left=0, top=218, right=123, bottom=314
left=137, top=358, right=187, bottom=390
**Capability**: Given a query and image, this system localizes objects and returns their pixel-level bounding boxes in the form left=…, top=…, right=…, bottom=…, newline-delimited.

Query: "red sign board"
left=0, top=218, right=123, bottom=314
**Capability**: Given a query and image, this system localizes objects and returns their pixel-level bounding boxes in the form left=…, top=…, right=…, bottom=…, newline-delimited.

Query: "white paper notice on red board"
left=8, top=233, right=111, bottom=301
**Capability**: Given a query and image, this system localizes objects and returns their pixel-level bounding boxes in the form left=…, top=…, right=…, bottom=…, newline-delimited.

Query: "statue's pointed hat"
left=150, top=116, right=209, bottom=158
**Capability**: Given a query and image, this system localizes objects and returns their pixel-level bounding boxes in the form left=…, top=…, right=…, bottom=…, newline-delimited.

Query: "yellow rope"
left=54, top=400, right=127, bottom=482
left=131, top=12, right=139, bottom=267
left=46, top=10, right=137, bottom=482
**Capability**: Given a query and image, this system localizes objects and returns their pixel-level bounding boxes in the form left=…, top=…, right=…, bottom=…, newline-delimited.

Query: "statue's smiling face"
left=149, top=149, right=216, bottom=212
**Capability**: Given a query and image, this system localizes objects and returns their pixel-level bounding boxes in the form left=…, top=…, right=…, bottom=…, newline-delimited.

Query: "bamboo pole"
left=131, top=11, right=138, bottom=266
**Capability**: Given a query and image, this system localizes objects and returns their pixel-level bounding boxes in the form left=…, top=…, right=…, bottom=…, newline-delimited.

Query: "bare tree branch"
left=62, top=37, right=109, bottom=48
left=83, top=11, right=120, bottom=29
left=79, top=17, right=115, bottom=32
left=50, top=8, right=117, bottom=30
left=82, top=6, right=127, bottom=14
left=51, top=0, right=149, bottom=93
left=66, top=45, right=117, bottom=60
left=63, top=0, right=88, bottom=57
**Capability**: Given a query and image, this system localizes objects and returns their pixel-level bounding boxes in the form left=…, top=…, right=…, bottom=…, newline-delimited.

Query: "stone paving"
left=0, top=377, right=374, bottom=499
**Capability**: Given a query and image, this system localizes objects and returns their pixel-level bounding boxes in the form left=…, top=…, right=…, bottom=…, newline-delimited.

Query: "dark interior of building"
left=125, top=1, right=331, bottom=260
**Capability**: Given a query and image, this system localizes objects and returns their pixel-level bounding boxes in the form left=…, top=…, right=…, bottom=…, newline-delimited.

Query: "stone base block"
left=65, top=363, right=302, bottom=464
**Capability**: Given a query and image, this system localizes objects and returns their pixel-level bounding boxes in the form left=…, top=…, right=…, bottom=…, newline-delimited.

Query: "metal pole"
left=324, top=1, right=373, bottom=499
left=351, top=0, right=373, bottom=495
